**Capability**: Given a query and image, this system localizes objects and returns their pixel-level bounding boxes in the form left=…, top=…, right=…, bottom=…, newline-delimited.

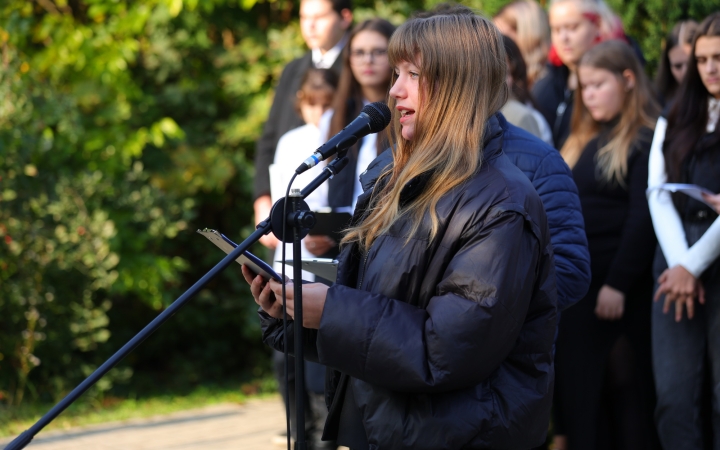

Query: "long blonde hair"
left=561, top=40, right=659, bottom=185
left=494, top=0, right=550, bottom=86
left=342, top=13, right=508, bottom=251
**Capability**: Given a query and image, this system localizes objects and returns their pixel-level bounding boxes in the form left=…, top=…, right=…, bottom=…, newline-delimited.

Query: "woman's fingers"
left=241, top=264, right=256, bottom=285
left=662, top=289, right=675, bottom=314
left=675, top=297, right=686, bottom=322
left=684, top=295, right=695, bottom=321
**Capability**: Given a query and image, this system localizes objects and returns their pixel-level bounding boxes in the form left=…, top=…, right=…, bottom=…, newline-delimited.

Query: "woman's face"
left=494, top=15, right=517, bottom=42
left=668, top=43, right=692, bottom=84
left=349, top=30, right=391, bottom=90
left=695, top=36, right=720, bottom=99
left=299, top=102, right=328, bottom=127
left=549, top=2, right=599, bottom=69
left=389, top=60, right=420, bottom=141
left=578, top=65, right=630, bottom=122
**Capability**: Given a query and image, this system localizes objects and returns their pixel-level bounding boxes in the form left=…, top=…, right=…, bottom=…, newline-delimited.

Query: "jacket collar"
left=355, top=114, right=505, bottom=212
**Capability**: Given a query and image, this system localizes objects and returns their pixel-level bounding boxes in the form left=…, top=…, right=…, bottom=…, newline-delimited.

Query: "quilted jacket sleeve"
left=530, top=149, right=591, bottom=310
left=315, top=210, right=549, bottom=393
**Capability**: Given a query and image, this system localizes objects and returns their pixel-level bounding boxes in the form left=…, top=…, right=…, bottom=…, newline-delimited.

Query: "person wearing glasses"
left=303, top=18, right=396, bottom=258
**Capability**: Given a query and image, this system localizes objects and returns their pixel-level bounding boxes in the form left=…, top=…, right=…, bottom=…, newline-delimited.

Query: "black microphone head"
left=362, top=102, right=392, bottom=132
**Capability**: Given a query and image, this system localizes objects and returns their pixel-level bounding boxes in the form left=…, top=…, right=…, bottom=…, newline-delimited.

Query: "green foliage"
left=1, top=0, right=718, bottom=411
left=607, top=0, right=719, bottom=75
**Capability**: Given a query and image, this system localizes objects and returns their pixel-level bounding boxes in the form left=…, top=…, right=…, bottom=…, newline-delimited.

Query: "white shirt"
left=647, top=116, right=720, bottom=277
left=312, top=36, right=347, bottom=69
left=270, top=124, right=330, bottom=280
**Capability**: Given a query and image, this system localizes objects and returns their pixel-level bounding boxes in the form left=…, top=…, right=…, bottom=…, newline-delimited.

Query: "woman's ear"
left=622, top=69, right=636, bottom=91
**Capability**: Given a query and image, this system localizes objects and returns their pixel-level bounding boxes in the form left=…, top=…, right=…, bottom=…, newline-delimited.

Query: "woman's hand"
left=241, top=265, right=328, bottom=329
left=304, top=235, right=337, bottom=256
left=254, top=195, right=280, bottom=250
left=702, top=192, right=720, bottom=214
left=595, top=285, right=625, bottom=320
left=654, top=265, right=706, bottom=322
left=242, top=265, right=284, bottom=318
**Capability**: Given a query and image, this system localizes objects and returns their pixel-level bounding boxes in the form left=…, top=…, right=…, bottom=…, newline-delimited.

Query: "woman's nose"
left=389, top=78, right=404, bottom=99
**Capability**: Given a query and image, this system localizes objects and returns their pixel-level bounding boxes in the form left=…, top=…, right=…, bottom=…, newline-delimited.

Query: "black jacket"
left=259, top=115, right=558, bottom=449
left=532, top=64, right=573, bottom=149
left=253, top=52, right=344, bottom=199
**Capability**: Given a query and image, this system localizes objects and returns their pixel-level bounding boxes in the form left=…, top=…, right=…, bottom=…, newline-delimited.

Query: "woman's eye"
left=410, top=72, right=419, bottom=79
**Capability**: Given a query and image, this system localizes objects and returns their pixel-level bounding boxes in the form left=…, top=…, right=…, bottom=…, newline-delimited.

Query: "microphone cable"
left=280, top=172, right=297, bottom=450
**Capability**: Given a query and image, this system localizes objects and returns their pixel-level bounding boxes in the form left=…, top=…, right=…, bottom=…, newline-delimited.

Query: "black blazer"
left=253, top=52, right=344, bottom=199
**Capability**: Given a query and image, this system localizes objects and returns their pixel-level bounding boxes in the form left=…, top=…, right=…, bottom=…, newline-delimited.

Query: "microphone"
left=295, top=102, right=392, bottom=174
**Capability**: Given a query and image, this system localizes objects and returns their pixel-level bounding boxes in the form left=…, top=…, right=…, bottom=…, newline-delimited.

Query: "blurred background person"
left=269, top=67, right=340, bottom=450
left=555, top=40, right=661, bottom=450
left=252, top=1, right=352, bottom=447
left=254, top=0, right=353, bottom=252
left=501, top=34, right=553, bottom=144
left=533, top=0, right=627, bottom=149
left=305, top=18, right=395, bottom=258
left=655, top=19, right=699, bottom=106
left=270, top=68, right=339, bottom=276
left=493, top=0, right=551, bottom=88
left=647, top=12, right=720, bottom=449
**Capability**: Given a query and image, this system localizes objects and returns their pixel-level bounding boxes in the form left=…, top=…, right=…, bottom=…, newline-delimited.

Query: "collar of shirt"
left=708, top=97, right=720, bottom=133
left=311, top=35, right=348, bottom=69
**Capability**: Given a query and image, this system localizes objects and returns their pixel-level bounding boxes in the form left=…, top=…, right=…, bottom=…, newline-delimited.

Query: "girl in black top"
left=554, top=40, right=661, bottom=450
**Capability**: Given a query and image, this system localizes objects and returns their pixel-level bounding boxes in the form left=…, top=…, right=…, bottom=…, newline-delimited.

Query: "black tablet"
left=197, top=229, right=282, bottom=282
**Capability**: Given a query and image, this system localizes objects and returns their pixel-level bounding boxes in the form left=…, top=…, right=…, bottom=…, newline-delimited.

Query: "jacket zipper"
left=357, top=248, right=371, bottom=290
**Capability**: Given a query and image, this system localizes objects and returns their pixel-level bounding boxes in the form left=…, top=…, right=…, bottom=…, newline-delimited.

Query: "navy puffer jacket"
left=260, top=115, right=557, bottom=449
left=498, top=113, right=590, bottom=311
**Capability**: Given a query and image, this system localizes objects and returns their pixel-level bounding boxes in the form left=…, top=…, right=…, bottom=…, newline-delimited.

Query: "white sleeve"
left=647, top=117, right=688, bottom=268
left=679, top=217, right=720, bottom=276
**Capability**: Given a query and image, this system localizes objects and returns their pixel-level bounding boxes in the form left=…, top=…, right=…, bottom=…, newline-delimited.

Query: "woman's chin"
left=401, top=127, right=414, bottom=141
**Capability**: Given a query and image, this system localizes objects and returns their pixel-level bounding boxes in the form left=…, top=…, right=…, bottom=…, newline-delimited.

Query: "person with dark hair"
left=271, top=68, right=339, bottom=280
left=244, top=12, right=557, bottom=449
left=656, top=20, right=699, bottom=106
left=553, top=39, right=661, bottom=450
left=254, top=0, right=353, bottom=252
left=501, top=34, right=553, bottom=143
left=304, top=18, right=395, bottom=258
left=647, top=12, right=720, bottom=448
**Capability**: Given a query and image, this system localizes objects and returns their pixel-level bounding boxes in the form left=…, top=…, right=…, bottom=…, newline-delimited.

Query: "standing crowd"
left=248, top=0, right=720, bottom=449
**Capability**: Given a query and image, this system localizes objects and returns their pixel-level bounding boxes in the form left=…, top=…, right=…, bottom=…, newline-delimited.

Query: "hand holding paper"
left=659, top=183, right=716, bottom=207
left=702, top=192, right=720, bottom=214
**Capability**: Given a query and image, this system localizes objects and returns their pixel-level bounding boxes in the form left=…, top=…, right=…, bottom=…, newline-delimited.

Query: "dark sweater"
left=572, top=124, right=656, bottom=296
left=532, top=64, right=573, bottom=149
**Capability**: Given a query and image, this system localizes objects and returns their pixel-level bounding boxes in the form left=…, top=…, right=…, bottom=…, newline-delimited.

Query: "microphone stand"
left=3, top=155, right=350, bottom=450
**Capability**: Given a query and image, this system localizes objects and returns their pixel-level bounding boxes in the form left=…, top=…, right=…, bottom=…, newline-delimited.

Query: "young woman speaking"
left=243, top=12, right=556, bottom=449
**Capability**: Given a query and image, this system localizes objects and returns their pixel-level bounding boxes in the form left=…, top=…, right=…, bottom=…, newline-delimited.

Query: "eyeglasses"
left=350, top=48, right=388, bottom=62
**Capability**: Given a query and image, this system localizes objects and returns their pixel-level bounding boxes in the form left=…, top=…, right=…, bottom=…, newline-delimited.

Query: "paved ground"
left=0, top=397, right=347, bottom=450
